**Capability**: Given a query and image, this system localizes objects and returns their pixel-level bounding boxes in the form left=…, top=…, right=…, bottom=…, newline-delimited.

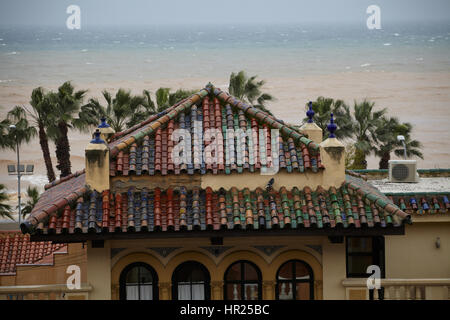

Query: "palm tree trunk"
left=38, top=122, right=56, bottom=182
left=353, top=148, right=368, bottom=169
left=55, top=122, right=72, bottom=177
left=379, top=152, right=390, bottom=170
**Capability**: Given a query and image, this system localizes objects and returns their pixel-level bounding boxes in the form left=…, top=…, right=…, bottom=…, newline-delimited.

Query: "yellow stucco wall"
left=322, top=240, right=346, bottom=300
left=87, top=240, right=111, bottom=300
left=385, top=222, right=450, bottom=278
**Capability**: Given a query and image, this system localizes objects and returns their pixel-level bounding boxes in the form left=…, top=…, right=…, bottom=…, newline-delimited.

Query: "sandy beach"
left=0, top=70, right=449, bottom=203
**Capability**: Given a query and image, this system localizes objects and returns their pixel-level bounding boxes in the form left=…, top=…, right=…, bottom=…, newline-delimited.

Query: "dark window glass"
left=346, top=236, right=385, bottom=278
left=119, top=262, right=158, bottom=300
left=224, top=261, right=262, bottom=300
left=172, top=261, right=210, bottom=300
left=276, top=260, right=314, bottom=300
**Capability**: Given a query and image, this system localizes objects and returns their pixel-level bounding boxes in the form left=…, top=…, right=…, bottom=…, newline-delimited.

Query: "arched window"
left=119, top=262, right=158, bottom=300
left=276, top=260, right=314, bottom=300
left=224, top=260, right=262, bottom=300
left=172, top=261, right=210, bottom=300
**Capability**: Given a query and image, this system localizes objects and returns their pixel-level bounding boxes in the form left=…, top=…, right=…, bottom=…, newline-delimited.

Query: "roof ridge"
left=44, top=169, right=85, bottom=190
left=108, top=97, right=188, bottom=143
left=210, top=86, right=320, bottom=153
left=108, top=83, right=320, bottom=160
left=109, top=88, right=209, bottom=158
left=343, top=175, right=411, bottom=225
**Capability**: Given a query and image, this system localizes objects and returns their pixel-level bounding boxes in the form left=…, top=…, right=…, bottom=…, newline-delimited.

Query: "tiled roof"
left=109, top=85, right=322, bottom=176
left=387, top=193, right=449, bottom=215
left=22, top=172, right=87, bottom=234
left=28, top=176, right=410, bottom=237
left=0, top=232, right=66, bottom=275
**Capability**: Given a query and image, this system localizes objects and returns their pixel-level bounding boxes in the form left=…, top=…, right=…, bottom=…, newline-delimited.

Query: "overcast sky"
left=0, top=0, right=449, bottom=27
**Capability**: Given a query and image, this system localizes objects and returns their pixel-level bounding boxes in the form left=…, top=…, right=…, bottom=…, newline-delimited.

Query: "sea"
left=0, top=22, right=449, bottom=86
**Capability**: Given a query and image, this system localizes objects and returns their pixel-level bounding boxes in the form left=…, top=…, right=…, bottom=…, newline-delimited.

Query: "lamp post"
left=397, top=135, right=407, bottom=160
left=9, top=124, right=21, bottom=225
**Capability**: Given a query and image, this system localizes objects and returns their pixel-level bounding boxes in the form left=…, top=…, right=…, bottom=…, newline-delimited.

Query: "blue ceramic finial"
left=306, top=101, right=314, bottom=123
left=98, top=117, right=110, bottom=128
left=90, top=129, right=105, bottom=144
left=327, top=113, right=337, bottom=138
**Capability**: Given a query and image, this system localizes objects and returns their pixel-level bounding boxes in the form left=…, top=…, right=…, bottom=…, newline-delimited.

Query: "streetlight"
left=9, top=124, right=21, bottom=225
left=397, top=135, right=407, bottom=160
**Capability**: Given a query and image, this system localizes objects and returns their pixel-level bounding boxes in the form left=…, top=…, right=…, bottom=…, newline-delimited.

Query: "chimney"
left=85, top=129, right=110, bottom=192
left=319, top=113, right=345, bottom=186
left=98, top=117, right=115, bottom=142
left=299, top=101, right=323, bottom=144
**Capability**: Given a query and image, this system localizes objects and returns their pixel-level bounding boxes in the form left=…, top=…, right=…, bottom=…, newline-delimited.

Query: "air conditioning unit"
left=388, top=160, right=419, bottom=183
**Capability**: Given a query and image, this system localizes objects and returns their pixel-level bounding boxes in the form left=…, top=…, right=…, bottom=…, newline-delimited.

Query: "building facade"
left=2, top=84, right=449, bottom=300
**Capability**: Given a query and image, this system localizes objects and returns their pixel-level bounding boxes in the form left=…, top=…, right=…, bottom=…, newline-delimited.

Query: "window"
left=276, top=260, right=314, bottom=300
left=346, top=236, right=385, bottom=278
left=119, top=262, right=158, bottom=300
left=172, top=261, right=210, bottom=300
left=224, top=261, right=262, bottom=300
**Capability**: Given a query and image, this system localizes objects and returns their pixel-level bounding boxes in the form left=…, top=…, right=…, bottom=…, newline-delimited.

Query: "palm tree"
left=18, top=186, right=40, bottom=219
left=147, top=88, right=198, bottom=113
left=79, top=89, right=148, bottom=133
left=47, top=81, right=87, bottom=177
left=228, top=70, right=275, bottom=115
left=2, top=109, right=36, bottom=152
left=0, top=184, right=13, bottom=220
left=303, top=97, right=354, bottom=140
left=351, top=100, right=387, bottom=169
left=393, top=122, right=423, bottom=160
left=7, top=88, right=56, bottom=182
left=374, top=118, right=423, bottom=169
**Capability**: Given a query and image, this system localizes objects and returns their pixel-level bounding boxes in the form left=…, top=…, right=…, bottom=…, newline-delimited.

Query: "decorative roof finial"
left=327, top=113, right=337, bottom=138
left=306, top=101, right=314, bottom=123
left=98, top=117, right=110, bottom=128
left=90, top=129, right=105, bottom=144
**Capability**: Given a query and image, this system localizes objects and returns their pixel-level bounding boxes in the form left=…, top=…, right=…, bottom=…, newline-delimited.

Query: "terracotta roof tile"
left=387, top=193, right=450, bottom=215
left=111, top=94, right=322, bottom=176
left=0, top=232, right=67, bottom=275
left=30, top=176, right=409, bottom=236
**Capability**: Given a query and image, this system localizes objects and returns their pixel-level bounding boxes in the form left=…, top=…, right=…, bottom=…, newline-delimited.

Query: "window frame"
left=275, top=259, right=315, bottom=300
left=223, top=260, right=262, bottom=300
left=119, top=262, right=159, bottom=300
left=345, top=236, right=385, bottom=278
left=171, top=260, right=211, bottom=300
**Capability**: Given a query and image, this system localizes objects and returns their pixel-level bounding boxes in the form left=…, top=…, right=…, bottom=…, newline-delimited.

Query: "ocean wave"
left=383, top=43, right=392, bottom=46
left=360, top=63, right=371, bottom=67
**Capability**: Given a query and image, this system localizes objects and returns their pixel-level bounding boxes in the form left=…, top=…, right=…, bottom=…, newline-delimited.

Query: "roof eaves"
left=344, top=175, right=412, bottom=225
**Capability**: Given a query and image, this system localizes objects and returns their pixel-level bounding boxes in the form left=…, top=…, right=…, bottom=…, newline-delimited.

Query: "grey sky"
left=0, top=0, right=449, bottom=26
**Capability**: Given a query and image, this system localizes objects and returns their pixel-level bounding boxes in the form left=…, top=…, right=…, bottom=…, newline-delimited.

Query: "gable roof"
left=20, top=84, right=411, bottom=239
left=107, top=85, right=322, bottom=176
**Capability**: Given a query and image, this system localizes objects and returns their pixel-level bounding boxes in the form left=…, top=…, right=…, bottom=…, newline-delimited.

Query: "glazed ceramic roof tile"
left=28, top=175, right=410, bottom=237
